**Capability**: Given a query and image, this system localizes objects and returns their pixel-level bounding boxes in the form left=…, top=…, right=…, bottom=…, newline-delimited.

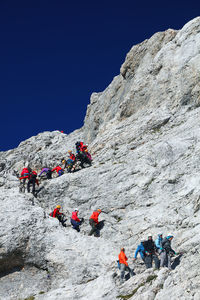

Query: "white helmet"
left=74, top=208, right=79, bottom=211
left=147, top=233, right=153, bottom=237
left=168, top=233, right=173, bottom=237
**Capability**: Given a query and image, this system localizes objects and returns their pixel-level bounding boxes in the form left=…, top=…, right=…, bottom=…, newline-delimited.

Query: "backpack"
left=117, top=260, right=120, bottom=270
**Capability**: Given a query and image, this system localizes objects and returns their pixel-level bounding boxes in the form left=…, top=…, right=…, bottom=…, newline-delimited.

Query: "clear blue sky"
left=0, top=0, right=199, bottom=150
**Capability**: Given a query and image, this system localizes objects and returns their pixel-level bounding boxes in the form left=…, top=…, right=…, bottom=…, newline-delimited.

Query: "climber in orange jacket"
left=118, top=248, right=134, bottom=284
left=119, top=248, right=129, bottom=266
left=51, top=166, right=64, bottom=176
left=89, top=209, right=102, bottom=236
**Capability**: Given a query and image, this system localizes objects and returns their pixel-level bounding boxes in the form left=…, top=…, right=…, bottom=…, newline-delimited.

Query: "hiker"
left=65, top=150, right=76, bottom=172
left=143, top=233, right=159, bottom=269
left=75, top=141, right=83, bottom=154
left=133, top=238, right=146, bottom=261
left=89, top=209, right=102, bottom=236
left=68, top=150, right=76, bottom=161
left=80, top=143, right=88, bottom=153
left=76, top=143, right=91, bottom=168
left=19, top=167, right=31, bottom=192
left=50, top=205, right=66, bottom=227
left=160, top=234, right=176, bottom=270
left=118, top=248, right=134, bottom=284
left=39, top=167, right=52, bottom=179
left=21, top=167, right=31, bottom=178
left=27, top=171, right=39, bottom=196
left=51, top=166, right=64, bottom=176
left=85, top=148, right=92, bottom=161
left=155, top=233, right=163, bottom=254
left=70, top=208, right=84, bottom=232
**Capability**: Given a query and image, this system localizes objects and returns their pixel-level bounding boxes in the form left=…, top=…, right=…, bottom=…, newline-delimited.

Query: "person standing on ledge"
left=118, top=248, right=134, bottom=284
left=88, top=209, right=102, bottom=237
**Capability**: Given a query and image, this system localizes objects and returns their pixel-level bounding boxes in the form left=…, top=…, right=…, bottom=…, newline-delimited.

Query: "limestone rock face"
left=84, top=17, right=200, bottom=143
left=1, top=17, right=200, bottom=300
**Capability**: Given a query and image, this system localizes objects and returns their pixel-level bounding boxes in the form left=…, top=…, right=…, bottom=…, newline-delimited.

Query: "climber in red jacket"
left=89, top=209, right=102, bottom=236
left=19, top=167, right=32, bottom=193
left=70, top=208, right=84, bottom=232
left=52, top=205, right=63, bottom=217
left=68, top=150, right=76, bottom=161
left=50, top=205, right=66, bottom=227
left=80, top=144, right=87, bottom=153
left=21, top=167, right=30, bottom=177
left=51, top=166, right=64, bottom=176
left=27, top=171, right=39, bottom=196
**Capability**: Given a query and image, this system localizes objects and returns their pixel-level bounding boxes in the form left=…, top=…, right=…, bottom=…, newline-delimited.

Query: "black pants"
left=46, top=170, right=52, bottom=179
left=144, top=254, right=159, bottom=269
left=57, top=215, right=66, bottom=227
left=77, top=152, right=89, bottom=167
left=27, top=179, right=36, bottom=193
left=89, top=219, right=99, bottom=236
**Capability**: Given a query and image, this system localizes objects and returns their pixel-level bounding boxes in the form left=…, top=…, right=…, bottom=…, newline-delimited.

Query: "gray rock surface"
left=1, top=17, right=200, bottom=300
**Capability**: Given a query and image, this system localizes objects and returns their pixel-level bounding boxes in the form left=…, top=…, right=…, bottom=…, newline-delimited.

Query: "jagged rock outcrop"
left=84, top=17, right=200, bottom=143
left=1, top=17, right=200, bottom=300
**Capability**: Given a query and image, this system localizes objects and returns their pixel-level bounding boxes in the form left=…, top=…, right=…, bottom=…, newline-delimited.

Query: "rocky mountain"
left=0, top=17, right=200, bottom=300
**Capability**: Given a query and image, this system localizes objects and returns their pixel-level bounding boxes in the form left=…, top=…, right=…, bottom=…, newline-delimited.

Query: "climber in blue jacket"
left=133, top=239, right=145, bottom=260
left=155, top=233, right=163, bottom=253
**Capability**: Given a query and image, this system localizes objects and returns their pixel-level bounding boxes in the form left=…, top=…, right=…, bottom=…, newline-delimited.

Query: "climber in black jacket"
left=160, top=234, right=176, bottom=269
left=143, top=233, right=159, bottom=269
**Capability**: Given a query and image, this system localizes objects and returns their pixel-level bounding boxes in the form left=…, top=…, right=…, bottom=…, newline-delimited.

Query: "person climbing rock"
left=118, top=248, right=134, bottom=284
left=155, top=233, right=163, bottom=254
left=50, top=205, right=67, bottom=227
left=133, top=237, right=146, bottom=261
left=75, top=141, right=83, bottom=154
left=80, top=143, right=87, bottom=153
left=64, top=151, right=76, bottom=172
left=70, top=208, right=84, bottom=232
left=27, top=171, right=39, bottom=196
left=21, top=167, right=31, bottom=178
left=19, top=167, right=31, bottom=192
left=68, top=150, right=76, bottom=161
left=88, top=209, right=102, bottom=237
left=84, top=148, right=92, bottom=162
left=51, top=166, right=64, bottom=176
left=143, top=233, right=159, bottom=269
left=160, top=234, right=176, bottom=270
left=39, top=167, right=52, bottom=179
left=76, top=142, right=91, bottom=168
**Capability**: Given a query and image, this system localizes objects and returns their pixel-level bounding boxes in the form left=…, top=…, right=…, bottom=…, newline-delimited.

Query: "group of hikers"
left=118, top=233, right=177, bottom=284
left=49, top=204, right=177, bottom=284
left=62, top=141, right=92, bottom=173
left=18, top=139, right=178, bottom=285
left=49, top=205, right=102, bottom=237
left=18, top=141, right=92, bottom=196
